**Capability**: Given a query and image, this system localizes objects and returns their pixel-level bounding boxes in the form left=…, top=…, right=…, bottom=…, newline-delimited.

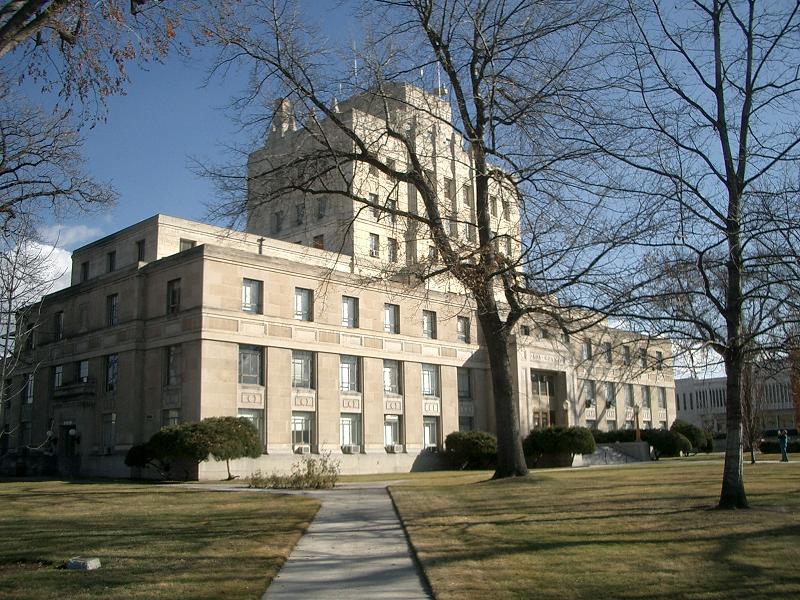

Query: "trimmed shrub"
left=133, top=417, right=262, bottom=480
left=641, top=429, right=691, bottom=459
left=201, top=416, right=263, bottom=480
left=670, top=420, right=707, bottom=452
left=524, top=427, right=596, bottom=467
left=247, top=453, right=341, bottom=489
left=445, top=431, right=497, bottom=469
left=124, top=444, right=150, bottom=469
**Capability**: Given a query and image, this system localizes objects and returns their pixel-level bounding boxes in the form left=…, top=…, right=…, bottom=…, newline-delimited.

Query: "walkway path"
left=263, top=483, right=431, bottom=599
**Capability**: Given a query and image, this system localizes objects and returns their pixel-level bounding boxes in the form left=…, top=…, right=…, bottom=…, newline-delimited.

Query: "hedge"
left=444, top=431, right=497, bottom=469
left=591, top=428, right=692, bottom=458
left=523, top=426, right=596, bottom=462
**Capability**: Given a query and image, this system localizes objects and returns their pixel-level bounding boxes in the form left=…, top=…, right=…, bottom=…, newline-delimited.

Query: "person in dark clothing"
left=778, top=429, right=790, bottom=462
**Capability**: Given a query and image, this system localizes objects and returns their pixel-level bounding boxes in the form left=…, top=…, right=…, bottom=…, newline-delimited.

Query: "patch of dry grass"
left=391, top=461, right=800, bottom=600
left=0, top=480, right=319, bottom=600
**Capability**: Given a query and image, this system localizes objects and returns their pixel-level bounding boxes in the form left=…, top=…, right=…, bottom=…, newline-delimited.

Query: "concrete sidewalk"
left=263, top=484, right=432, bottom=599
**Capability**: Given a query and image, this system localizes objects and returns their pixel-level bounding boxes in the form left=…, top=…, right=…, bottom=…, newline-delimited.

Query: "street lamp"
left=634, top=405, right=641, bottom=441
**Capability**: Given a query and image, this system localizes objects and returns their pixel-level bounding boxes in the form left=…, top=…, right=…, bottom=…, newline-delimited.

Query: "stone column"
left=266, top=347, right=292, bottom=453
left=316, top=352, right=340, bottom=452
left=362, top=357, right=384, bottom=453
left=404, top=362, right=423, bottom=452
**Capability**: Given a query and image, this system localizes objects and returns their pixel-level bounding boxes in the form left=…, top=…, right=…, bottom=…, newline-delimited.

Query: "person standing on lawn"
left=778, top=429, right=790, bottom=462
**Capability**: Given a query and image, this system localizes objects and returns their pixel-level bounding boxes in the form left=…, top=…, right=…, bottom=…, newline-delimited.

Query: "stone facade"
left=1, top=215, right=674, bottom=479
left=0, top=85, right=676, bottom=479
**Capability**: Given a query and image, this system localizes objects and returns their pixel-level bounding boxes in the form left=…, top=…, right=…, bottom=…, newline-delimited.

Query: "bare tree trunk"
left=720, top=353, right=748, bottom=509
left=477, top=309, right=528, bottom=478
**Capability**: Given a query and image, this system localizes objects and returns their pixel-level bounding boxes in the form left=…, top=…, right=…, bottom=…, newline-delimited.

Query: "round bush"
left=641, top=429, right=691, bottom=458
left=445, top=430, right=497, bottom=469
left=670, top=420, right=707, bottom=451
left=124, top=443, right=151, bottom=468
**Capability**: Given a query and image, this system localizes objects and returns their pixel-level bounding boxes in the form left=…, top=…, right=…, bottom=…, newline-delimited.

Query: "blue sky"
left=33, top=1, right=357, bottom=253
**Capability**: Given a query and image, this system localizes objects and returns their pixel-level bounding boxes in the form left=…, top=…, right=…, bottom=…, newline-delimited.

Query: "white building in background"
left=675, top=372, right=796, bottom=433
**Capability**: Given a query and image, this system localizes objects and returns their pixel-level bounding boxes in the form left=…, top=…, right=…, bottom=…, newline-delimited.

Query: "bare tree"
left=0, top=0, right=210, bottom=113
left=0, top=217, right=64, bottom=452
left=200, top=0, right=641, bottom=478
left=0, top=78, right=115, bottom=231
left=578, top=1, right=800, bottom=507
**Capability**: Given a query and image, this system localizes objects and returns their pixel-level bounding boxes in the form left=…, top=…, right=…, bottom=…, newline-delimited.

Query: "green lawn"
left=390, top=461, right=800, bottom=600
left=0, top=480, right=320, bottom=600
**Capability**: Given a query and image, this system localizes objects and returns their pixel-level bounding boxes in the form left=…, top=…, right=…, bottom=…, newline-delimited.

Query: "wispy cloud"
left=38, top=224, right=103, bottom=250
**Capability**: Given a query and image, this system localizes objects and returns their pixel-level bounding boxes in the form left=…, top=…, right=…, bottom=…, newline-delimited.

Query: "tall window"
left=24, top=374, right=34, bottom=403
left=423, top=416, right=439, bottom=449
left=369, top=233, right=380, bottom=257
left=605, top=382, right=616, bottom=407
left=657, top=387, right=667, bottom=409
left=421, top=363, right=440, bottom=396
left=106, top=354, right=119, bottom=393
left=339, top=355, right=360, bottom=392
left=457, top=316, right=470, bottom=343
left=179, top=239, right=196, bottom=252
left=106, top=294, right=119, bottom=326
left=163, top=409, right=181, bottom=427
left=292, top=351, right=314, bottom=388
left=340, top=413, right=361, bottom=447
left=106, top=250, right=116, bottom=272
left=291, top=411, right=314, bottom=446
left=165, top=345, right=182, bottom=386
left=241, top=278, right=263, bottom=313
left=53, top=365, right=63, bottom=389
left=166, top=279, right=181, bottom=314
left=457, top=368, right=471, bottom=399
left=582, top=340, right=592, bottom=360
left=603, top=342, right=612, bottom=364
left=78, top=360, right=89, bottom=383
left=384, top=304, right=400, bottom=334
left=317, top=197, right=327, bottom=219
left=531, top=372, right=553, bottom=396
left=239, top=408, right=265, bottom=444
left=238, top=345, right=263, bottom=385
left=641, top=385, right=652, bottom=408
left=369, top=192, right=380, bottom=217
left=294, top=288, right=313, bottom=321
left=384, top=414, right=401, bottom=446
left=422, top=310, right=437, bottom=339
left=383, top=360, right=401, bottom=394
left=584, top=379, right=596, bottom=406
left=272, top=211, right=284, bottom=233
left=622, top=345, right=631, bottom=366
left=136, top=239, right=146, bottom=261
left=655, top=351, right=664, bottom=370
left=54, top=311, right=64, bottom=341
left=387, top=238, right=398, bottom=262
left=624, top=383, right=634, bottom=407
left=295, top=202, right=305, bottom=225
left=342, top=296, right=359, bottom=328
left=23, top=322, right=33, bottom=350
left=638, top=348, right=647, bottom=368
left=80, top=261, right=90, bottom=282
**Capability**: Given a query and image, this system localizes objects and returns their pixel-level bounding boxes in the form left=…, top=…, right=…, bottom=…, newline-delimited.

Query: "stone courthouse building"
left=1, top=85, right=675, bottom=478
